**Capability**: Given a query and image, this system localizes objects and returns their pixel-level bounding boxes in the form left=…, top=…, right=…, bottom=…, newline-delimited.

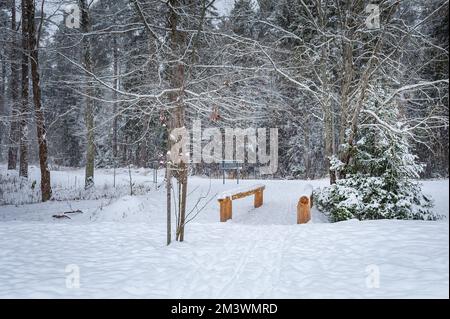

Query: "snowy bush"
left=316, top=95, right=440, bottom=222
left=0, top=170, right=154, bottom=206
left=315, top=174, right=436, bottom=222
left=0, top=174, right=41, bottom=205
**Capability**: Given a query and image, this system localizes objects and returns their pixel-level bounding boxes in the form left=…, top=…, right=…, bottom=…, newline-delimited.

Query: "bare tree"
left=7, top=0, right=20, bottom=170
left=19, top=0, right=29, bottom=178
left=26, top=0, right=52, bottom=201
left=78, top=0, right=95, bottom=189
left=165, top=0, right=188, bottom=242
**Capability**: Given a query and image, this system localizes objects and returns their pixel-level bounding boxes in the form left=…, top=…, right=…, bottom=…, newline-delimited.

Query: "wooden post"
left=297, top=195, right=311, bottom=224
left=219, top=199, right=226, bottom=222
left=220, top=197, right=232, bottom=222
left=254, top=189, right=263, bottom=208
left=226, top=198, right=232, bottom=220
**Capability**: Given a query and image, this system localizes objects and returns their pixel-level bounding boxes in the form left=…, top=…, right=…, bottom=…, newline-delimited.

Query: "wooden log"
left=231, top=186, right=265, bottom=200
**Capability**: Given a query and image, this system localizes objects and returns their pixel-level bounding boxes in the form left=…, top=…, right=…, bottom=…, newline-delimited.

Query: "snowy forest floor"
left=0, top=165, right=448, bottom=298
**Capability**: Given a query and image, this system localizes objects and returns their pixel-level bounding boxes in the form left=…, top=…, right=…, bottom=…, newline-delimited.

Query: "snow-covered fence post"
left=297, top=184, right=313, bottom=224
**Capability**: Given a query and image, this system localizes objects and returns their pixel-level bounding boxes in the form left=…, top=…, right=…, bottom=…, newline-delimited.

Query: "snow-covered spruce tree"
left=316, top=91, right=437, bottom=222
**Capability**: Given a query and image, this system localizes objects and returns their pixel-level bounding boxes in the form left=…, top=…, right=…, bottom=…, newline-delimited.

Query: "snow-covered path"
left=0, top=220, right=447, bottom=298
left=0, top=170, right=448, bottom=298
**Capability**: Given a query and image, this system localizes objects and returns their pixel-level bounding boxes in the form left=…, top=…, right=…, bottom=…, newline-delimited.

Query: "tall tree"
left=78, top=0, right=95, bottom=189
left=0, top=7, right=7, bottom=160
left=19, top=0, right=29, bottom=178
left=7, top=0, right=20, bottom=170
left=166, top=0, right=188, bottom=242
left=26, top=0, right=52, bottom=201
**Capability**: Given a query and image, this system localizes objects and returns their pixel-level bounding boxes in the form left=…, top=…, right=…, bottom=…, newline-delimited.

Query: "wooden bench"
left=217, top=184, right=265, bottom=222
left=297, top=184, right=313, bottom=224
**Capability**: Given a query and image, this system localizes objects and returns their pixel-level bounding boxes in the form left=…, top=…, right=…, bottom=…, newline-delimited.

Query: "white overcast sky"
left=214, top=0, right=235, bottom=15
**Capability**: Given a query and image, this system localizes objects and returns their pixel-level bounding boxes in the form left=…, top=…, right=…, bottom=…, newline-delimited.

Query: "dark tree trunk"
left=0, top=48, right=5, bottom=157
left=7, top=0, right=19, bottom=170
left=78, top=0, right=95, bottom=189
left=112, top=36, right=119, bottom=160
left=167, top=0, right=188, bottom=242
left=19, top=0, right=29, bottom=178
left=26, top=0, right=52, bottom=201
left=166, top=165, right=171, bottom=245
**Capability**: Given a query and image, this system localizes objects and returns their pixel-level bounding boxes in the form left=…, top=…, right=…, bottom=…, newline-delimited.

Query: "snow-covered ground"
left=0, top=167, right=448, bottom=298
